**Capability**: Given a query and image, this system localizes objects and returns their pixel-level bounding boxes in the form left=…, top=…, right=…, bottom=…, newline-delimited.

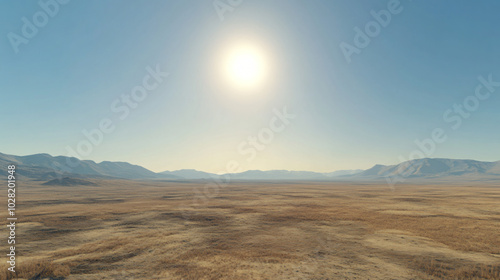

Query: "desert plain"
left=1, top=180, right=499, bottom=279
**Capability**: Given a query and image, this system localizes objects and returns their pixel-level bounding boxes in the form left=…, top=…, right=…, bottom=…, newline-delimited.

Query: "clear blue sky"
left=1, top=0, right=499, bottom=173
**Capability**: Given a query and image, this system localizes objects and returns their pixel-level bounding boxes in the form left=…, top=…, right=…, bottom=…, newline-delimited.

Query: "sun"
left=223, top=44, right=269, bottom=91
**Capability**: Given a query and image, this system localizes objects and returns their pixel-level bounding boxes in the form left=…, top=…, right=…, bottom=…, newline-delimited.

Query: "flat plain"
left=1, top=180, right=499, bottom=279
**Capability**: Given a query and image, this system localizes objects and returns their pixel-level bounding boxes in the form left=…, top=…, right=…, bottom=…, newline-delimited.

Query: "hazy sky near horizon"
left=1, top=0, right=499, bottom=173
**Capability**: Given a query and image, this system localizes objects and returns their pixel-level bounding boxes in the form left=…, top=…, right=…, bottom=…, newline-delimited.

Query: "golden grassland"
left=1, top=179, right=499, bottom=279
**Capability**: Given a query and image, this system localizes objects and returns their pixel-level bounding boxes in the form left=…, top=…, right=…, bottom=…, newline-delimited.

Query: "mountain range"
left=0, top=152, right=176, bottom=180
left=1, top=152, right=499, bottom=183
left=353, top=158, right=500, bottom=183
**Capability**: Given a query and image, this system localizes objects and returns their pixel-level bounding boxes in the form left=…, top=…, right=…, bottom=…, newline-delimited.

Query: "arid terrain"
left=1, top=180, right=499, bottom=279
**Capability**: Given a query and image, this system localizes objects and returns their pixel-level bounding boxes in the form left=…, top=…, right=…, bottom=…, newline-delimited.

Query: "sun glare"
left=223, top=44, right=269, bottom=91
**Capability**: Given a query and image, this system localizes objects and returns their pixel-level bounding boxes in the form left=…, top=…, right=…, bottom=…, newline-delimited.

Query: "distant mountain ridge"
left=1, top=152, right=499, bottom=183
left=0, top=152, right=176, bottom=180
left=324, top=169, right=364, bottom=177
left=351, top=158, right=500, bottom=182
left=42, top=177, right=98, bottom=186
left=159, top=169, right=215, bottom=180
left=227, top=170, right=321, bottom=180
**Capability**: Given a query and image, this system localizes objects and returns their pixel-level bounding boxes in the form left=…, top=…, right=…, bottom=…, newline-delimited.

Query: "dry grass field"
left=1, top=179, right=499, bottom=279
